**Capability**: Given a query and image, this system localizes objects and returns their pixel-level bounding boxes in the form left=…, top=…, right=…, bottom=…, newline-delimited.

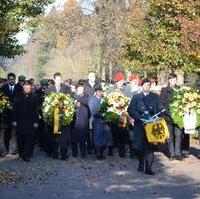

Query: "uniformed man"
left=128, top=78, right=163, bottom=175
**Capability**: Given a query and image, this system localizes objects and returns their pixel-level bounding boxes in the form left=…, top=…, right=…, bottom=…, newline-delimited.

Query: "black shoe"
left=169, top=156, right=175, bottom=161
left=72, top=153, right=78, bottom=158
left=60, top=155, right=69, bottom=161
left=182, top=154, right=189, bottom=159
left=52, top=154, right=59, bottom=159
left=137, top=162, right=144, bottom=172
left=145, top=170, right=155, bottom=175
left=119, top=153, right=126, bottom=158
left=130, top=149, right=136, bottom=159
left=145, top=161, right=155, bottom=175
left=22, top=157, right=30, bottom=162
left=108, top=147, right=113, bottom=156
left=81, top=154, right=87, bottom=159
left=175, top=156, right=183, bottom=161
left=87, top=150, right=93, bottom=155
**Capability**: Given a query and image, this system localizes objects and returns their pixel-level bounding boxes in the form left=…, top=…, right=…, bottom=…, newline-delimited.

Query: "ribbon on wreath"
left=53, top=107, right=61, bottom=134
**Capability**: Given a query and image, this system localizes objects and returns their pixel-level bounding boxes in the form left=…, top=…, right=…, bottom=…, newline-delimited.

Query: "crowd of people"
left=0, top=71, right=199, bottom=176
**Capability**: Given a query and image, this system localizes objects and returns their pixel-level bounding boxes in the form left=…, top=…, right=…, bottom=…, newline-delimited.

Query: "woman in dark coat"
left=12, top=80, right=39, bottom=162
left=128, top=78, right=163, bottom=175
left=71, top=83, right=90, bottom=158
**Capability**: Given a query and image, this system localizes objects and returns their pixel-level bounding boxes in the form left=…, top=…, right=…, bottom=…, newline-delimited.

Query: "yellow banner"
left=144, top=118, right=169, bottom=144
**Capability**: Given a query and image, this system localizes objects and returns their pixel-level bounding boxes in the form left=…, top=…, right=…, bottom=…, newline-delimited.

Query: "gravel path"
left=0, top=147, right=200, bottom=199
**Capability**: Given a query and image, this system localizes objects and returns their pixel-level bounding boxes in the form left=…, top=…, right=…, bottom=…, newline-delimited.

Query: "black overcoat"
left=128, top=92, right=162, bottom=151
left=12, top=93, right=39, bottom=135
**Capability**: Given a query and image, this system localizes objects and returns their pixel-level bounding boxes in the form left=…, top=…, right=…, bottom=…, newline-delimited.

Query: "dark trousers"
left=18, top=134, right=34, bottom=159
left=182, top=133, right=190, bottom=154
left=50, top=126, right=70, bottom=159
left=72, top=138, right=87, bottom=157
left=44, top=125, right=52, bottom=155
left=87, top=129, right=93, bottom=153
left=37, top=119, right=45, bottom=149
left=167, top=124, right=182, bottom=157
left=111, top=125, right=128, bottom=156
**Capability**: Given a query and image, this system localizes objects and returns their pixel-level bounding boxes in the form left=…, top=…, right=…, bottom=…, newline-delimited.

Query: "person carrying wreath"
left=45, top=72, right=72, bottom=160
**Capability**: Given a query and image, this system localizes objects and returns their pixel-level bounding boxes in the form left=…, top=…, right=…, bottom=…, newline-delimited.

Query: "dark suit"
left=12, top=92, right=39, bottom=160
left=160, top=86, right=182, bottom=157
left=45, top=84, right=72, bottom=159
left=84, top=81, right=100, bottom=153
left=2, top=84, right=22, bottom=153
left=71, top=94, right=90, bottom=157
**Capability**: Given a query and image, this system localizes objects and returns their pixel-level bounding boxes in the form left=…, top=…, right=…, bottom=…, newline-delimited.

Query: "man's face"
left=76, top=86, right=84, bottom=95
left=23, top=84, right=31, bottom=94
left=142, top=82, right=151, bottom=92
left=54, top=76, right=62, bottom=86
left=8, top=76, right=15, bottom=86
left=97, top=90, right=104, bottom=97
left=130, top=80, right=138, bottom=87
left=88, top=72, right=96, bottom=82
left=169, top=78, right=177, bottom=87
left=116, top=80, right=124, bottom=88
left=41, top=85, right=48, bottom=90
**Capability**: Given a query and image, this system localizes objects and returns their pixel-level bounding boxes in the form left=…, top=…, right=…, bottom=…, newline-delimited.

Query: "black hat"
left=18, top=75, right=26, bottom=81
left=75, top=82, right=85, bottom=89
left=141, top=78, right=151, bottom=86
left=40, top=79, right=48, bottom=86
left=94, top=84, right=103, bottom=91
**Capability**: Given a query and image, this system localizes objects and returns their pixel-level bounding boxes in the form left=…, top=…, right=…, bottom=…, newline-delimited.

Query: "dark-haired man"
left=160, top=73, right=183, bottom=161
left=12, top=80, right=39, bottom=162
left=2, top=73, right=21, bottom=155
left=84, top=71, right=100, bottom=154
left=46, top=72, right=72, bottom=160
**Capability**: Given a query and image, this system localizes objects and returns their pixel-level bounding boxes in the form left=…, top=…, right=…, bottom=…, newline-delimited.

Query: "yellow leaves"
left=64, top=0, right=78, bottom=13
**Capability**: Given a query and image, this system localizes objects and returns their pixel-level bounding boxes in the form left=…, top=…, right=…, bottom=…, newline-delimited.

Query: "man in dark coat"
left=160, top=73, right=183, bottom=161
left=2, top=73, right=22, bottom=154
left=45, top=72, right=72, bottom=160
left=71, top=83, right=90, bottom=158
left=84, top=71, right=100, bottom=154
left=12, top=80, right=39, bottom=162
left=128, top=78, right=163, bottom=175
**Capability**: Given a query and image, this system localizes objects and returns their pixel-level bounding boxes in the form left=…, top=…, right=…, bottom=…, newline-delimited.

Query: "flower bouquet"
left=0, top=92, right=11, bottom=115
left=42, top=93, right=75, bottom=134
left=169, top=86, right=200, bottom=133
left=99, top=90, right=130, bottom=127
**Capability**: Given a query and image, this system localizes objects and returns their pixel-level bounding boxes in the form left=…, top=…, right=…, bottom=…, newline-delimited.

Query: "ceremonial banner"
left=144, top=118, right=169, bottom=144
